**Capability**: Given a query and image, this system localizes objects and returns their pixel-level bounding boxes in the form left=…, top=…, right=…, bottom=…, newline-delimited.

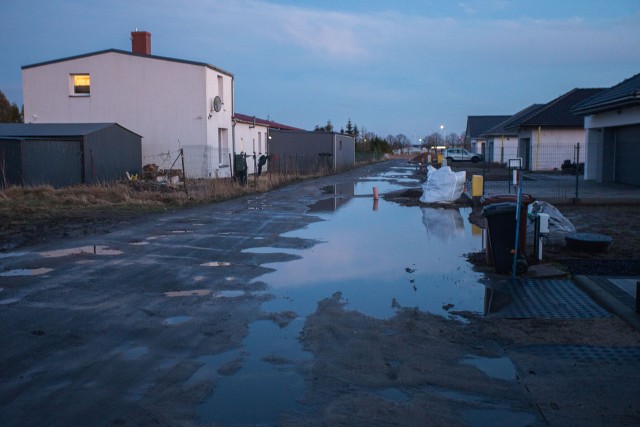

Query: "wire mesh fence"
left=475, top=142, right=640, bottom=202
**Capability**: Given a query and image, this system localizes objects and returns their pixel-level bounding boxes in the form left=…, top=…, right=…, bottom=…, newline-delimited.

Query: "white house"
left=480, top=105, right=543, bottom=165
left=502, top=88, right=603, bottom=171
left=572, top=72, right=640, bottom=185
left=464, top=115, right=510, bottom=155
left=22, top=31, right=234, bottom=179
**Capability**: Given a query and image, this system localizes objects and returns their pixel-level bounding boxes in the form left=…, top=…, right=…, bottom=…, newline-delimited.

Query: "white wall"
left=519, top=128, right=585, bottom=171
left=234, top=120, right=269, bottom=175
left=487, top=135, right=518, bottom=163
left=584, top=106, right=640, bottom=129
left=23, top=51, right=234, bottom=178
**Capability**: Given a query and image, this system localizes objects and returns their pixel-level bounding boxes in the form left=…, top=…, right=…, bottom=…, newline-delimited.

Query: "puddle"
left=39, top=245, right=122, bottom=258
left=463, top=408, right=538, bottom=427
left=215, top=290, right=244, bottom=298
left=164, top=289, right=211, bottom=297
left=460, top=355, right=518, bottom=382
left=255, top=201, right=484, bottom=319
left=146, top=235, right=172, bottom=240
left=114, top=344, right=148, bottom=360
left=0, top=267, right=54, bottom=277
left=196, top=320, right=312, bottom=425
left=201, top=261, right=231, bottom=267
left=0, top=251, right=28, bottom=259
left=374, top=387, right=410, bottom=403
left=242, top=247, right=301, bottom=255
left=162, top=316, right=192, bottom=326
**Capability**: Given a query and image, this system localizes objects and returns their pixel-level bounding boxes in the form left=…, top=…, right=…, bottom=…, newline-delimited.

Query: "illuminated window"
left=71, top=74, right=90, bottom=95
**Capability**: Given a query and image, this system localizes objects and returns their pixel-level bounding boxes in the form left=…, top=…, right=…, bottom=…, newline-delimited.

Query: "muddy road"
left=1, top=160, right=639, bottom=426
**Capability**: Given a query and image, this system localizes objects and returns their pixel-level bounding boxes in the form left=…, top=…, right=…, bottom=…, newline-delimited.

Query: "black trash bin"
left=482, top=202, right=518, bottom=274
left=234, top=153, right=248, bottom=186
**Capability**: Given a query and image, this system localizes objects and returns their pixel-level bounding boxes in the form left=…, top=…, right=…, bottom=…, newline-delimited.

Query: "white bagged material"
left=420, top=165, right=466, bottom=204
left=526, top=201, right=576, bottom=246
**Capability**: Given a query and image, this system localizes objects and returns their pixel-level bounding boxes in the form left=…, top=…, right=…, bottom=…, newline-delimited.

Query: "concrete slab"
left=524, top=263, right=569, bottom=279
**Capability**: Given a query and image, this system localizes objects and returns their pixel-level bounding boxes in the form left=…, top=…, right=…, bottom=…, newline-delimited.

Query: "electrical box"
left=538, top=213, right=550, bottom=234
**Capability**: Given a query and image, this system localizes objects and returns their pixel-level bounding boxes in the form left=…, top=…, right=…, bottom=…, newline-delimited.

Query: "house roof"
left=0, top=123, right=141, bottom=138
left=465, top=116, right=511, bottom=139
left=233, top=113, right=303, bottom=131
left=572, top=72, right=640, bottom=115
left=481, top=104, right=545, bottom=137
left=21, top=49, right=234, bottom=77
left=505, top=88, right=604, bottom=129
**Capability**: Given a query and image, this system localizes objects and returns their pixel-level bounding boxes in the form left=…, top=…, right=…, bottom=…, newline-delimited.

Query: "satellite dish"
left=212, top=96, right=222, bottom=112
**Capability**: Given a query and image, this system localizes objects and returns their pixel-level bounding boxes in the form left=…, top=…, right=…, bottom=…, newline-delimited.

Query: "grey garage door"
left=615, top=125, right=640, bottom=186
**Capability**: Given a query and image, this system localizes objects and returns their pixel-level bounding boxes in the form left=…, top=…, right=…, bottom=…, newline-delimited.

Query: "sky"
left=1, top=0, right=639, bottom=141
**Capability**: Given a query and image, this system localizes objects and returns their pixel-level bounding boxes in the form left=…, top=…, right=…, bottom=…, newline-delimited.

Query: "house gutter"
left=572, top=95, right=640, bottom=116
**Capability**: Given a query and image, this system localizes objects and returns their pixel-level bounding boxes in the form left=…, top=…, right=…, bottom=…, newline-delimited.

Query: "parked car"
left=443, top=148, right=482, bottom=163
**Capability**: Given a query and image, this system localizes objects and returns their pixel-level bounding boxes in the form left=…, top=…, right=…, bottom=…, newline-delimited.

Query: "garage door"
left=615, top=125, right=640, bottom=185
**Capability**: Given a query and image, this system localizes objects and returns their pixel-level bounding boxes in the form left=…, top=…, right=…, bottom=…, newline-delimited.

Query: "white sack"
left=420, top=166, right=466, bottom=204
left=526, top=201, right=576, bottom=246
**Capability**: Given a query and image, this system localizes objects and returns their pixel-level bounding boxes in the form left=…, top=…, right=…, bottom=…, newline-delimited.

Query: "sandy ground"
left=1, top=160, right=640, bottom=426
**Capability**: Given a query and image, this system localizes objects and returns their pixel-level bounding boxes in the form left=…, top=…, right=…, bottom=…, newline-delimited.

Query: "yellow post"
left=472, top=175, right=484, bottom=197
left=535, top=126, right=541, bottom=171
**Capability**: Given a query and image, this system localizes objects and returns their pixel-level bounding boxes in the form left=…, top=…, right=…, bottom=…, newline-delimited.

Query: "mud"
left=2, top=160, right=640, bottom=426
left=290, top=292, right=640, bottom=426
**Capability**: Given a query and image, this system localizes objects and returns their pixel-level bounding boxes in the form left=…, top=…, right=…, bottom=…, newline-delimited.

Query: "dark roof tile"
left=572, top=72, right=640, bottom=115
left=465, top=115, right=511, bottom=138
left=0, top=123, right=139, bottom=137
left=505, top=88, right=604, bottom=129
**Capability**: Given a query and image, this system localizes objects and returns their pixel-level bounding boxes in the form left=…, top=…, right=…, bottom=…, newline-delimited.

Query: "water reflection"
left=255, top=199, right=484, bottom=319
left=421, top=207, right=465, bottom=241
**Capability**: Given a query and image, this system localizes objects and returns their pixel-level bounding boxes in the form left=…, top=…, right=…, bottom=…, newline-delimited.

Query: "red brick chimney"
left=131, top=31, right=151, bottom=55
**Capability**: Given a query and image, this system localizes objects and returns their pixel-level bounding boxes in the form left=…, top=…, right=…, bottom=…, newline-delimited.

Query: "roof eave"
left=572, top=97, right=640, bottom=116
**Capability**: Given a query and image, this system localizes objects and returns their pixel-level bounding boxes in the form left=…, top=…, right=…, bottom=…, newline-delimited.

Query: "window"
left=217, top=75, right=224, bottom=103
left=70, top=74, right=90, bottom=96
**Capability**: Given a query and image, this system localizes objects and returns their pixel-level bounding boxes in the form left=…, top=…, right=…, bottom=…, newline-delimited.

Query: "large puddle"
left=259, top=200, right=484, bottom=320
left=196, top=166, right=490, bottom=424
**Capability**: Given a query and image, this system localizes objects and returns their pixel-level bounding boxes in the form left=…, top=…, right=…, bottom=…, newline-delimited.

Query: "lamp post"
left=440, top=124, right=445, bottom=147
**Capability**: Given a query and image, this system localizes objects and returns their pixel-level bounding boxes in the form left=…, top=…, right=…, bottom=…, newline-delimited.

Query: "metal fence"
left=476, top=142, right=640, bottom=202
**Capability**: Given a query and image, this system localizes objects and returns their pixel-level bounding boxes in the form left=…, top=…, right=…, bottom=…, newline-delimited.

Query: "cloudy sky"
left=2, top=0, right=639, bottom=140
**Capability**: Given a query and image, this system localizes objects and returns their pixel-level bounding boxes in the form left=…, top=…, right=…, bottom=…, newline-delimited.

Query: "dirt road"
left=1, top=160, right=639, bottom=426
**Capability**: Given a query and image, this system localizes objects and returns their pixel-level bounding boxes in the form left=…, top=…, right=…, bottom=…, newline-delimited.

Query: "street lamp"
left=440, top=124, right=445, bottom=147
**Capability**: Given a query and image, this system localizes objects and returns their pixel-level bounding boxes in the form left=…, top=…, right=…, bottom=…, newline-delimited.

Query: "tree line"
left=315, top=117, right=464, bottom=154
left=0, top=90, right=23, bottom=123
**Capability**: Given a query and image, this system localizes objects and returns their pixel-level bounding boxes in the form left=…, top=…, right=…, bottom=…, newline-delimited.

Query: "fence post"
left=180, top=148, right=188, bottom=197
left=574, top=143, right=580, bottom=201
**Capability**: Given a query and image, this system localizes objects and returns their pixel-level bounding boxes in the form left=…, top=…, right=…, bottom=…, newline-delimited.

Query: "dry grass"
left=0, top=158, right=389, bottom=249
left=0, top=167, right=350, bottom=248
left=0, top=171, right=319, bottom=214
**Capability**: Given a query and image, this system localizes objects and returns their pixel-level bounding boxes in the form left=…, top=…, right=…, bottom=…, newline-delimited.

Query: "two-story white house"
left=22, top=31, right=234, bottom=178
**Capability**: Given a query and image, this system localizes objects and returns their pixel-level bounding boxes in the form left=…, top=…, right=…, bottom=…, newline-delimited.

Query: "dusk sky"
left=2, top=0, right=639, bottom=141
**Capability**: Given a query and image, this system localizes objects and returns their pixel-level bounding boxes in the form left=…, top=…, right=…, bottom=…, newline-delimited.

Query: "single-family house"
left=503, top=88, right=604, bottom=171
left=572, top=72, right=640, bottom=185
left=22, top=31, right=234, bottom=179
left=0, top=123, right=141, bottom=187
left=267, top=130, right=355, bottom=173
left=464, top=115, right=511, bottom=154
left=480, top=104, right=543, bottom=165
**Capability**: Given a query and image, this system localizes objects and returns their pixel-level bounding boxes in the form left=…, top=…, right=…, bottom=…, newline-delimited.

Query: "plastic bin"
left=482, top=202, right=518, bottom=274
left=481, top=194, right=535, bottom=254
